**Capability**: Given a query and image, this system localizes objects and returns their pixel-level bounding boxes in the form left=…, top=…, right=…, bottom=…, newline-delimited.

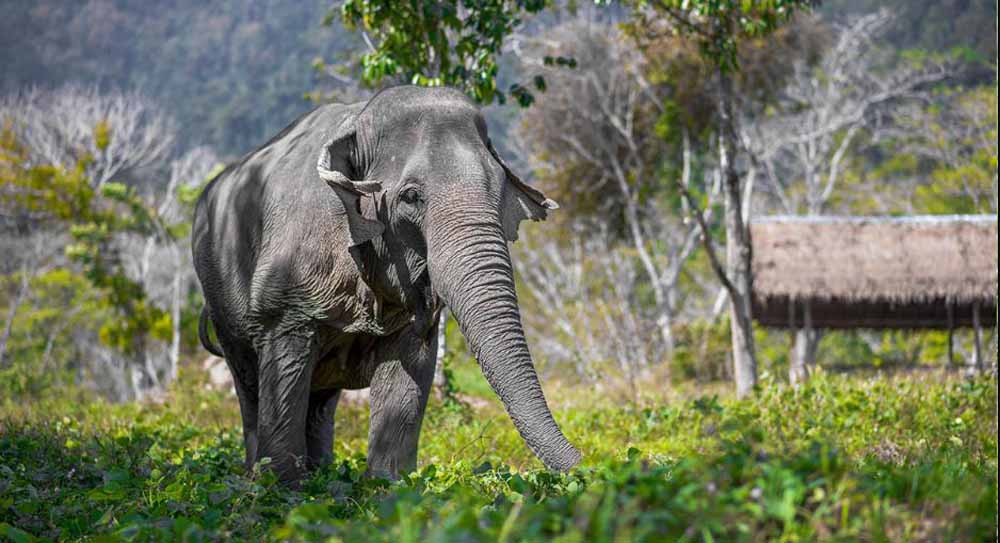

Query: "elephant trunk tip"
left=541, top=443, right=582, bottom=472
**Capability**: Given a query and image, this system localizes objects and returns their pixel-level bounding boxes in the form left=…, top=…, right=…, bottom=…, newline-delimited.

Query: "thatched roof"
left=751, top=215, right=997, bottom=329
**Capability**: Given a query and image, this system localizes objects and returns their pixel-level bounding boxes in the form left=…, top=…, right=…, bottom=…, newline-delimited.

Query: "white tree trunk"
left=719, top=72, right=758, bottom=398
left=168, top=247, right=182, bottom=385
left=0, top=269, right=30, bottom=368
left=433, top=309, right=449, bottom=394
left=725, top=212, right=758, bottom=397
left=946, top=300, right=955, bottom=368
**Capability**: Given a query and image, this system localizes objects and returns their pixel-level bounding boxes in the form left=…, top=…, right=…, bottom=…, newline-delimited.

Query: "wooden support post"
left=971, top=300, right=982, bottom=373
left=790, top=299, right=815, bottom=386
left=946, top=300, right=955, bottom=368
left=803, top=300, right=813, bottom=336
left=788, top=298, right=797, bottom=385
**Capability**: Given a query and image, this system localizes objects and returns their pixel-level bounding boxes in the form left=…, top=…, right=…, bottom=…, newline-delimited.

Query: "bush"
left=1, top=370, right=995, bottom=541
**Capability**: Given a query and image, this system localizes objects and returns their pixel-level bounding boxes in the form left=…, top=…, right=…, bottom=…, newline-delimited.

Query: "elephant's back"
left=192, top=101, right=364, bottom=335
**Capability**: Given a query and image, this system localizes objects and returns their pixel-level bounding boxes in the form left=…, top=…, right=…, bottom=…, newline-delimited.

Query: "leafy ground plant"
left=1, top=369, right=996, bottom=542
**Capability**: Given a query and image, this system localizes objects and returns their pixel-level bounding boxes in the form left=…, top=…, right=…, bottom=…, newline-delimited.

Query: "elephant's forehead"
left=374, top=110, right=488, bottom=166
left=382, top=132, right=495, bottom=184
left=370, top=96, right=485, bottom=138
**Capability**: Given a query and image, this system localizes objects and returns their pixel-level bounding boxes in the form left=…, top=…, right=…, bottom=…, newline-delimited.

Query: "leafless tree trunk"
left=716, top=70, right=758, bottom=398
left=167, top=245, right=183, bottom=384
left=946, top=300, right=955, bottom=368
left=433, top=318, right=447, bottom=385
left=517, top=221, right=669, bottom=391
left=41, top=307, right=78, bottom=372
left=132, top=146, right=219, bottom=392
left=0, top=267, right=30, bottom=368
left=748, top=10, right=955, bottom=217
left=432, top=309, right=456, bottom=400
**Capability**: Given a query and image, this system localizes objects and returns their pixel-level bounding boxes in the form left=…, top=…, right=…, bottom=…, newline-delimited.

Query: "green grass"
left=1, top=368, right=996, bottom=542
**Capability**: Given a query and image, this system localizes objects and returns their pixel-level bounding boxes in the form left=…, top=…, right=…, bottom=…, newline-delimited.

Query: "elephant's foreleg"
left=255, top=329, right=317, bottom=484
left=366, top=321, right=439, bottom=479
left=306, top=389, right=340, bottom=469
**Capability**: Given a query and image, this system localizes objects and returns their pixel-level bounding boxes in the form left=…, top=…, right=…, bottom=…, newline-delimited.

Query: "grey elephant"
left=192, top=85, right=582, bottom=483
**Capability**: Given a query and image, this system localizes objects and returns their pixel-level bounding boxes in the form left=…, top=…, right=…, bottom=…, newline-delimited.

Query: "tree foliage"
left=2, top=127, right=174, bottom=354
left=1, top=121, right=211, bottom=397
left=628, top=0, right=820, bottom=73
left=335, top=0, right=548, bottom=106
left=892, top=86, right=998, bottom=214
left=745, top=10, right=958, bottom=216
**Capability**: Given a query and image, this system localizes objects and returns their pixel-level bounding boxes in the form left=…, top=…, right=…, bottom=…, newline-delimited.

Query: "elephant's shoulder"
left=229, top=101, right=366, bottom=194
left=253, top=101, right=365, bottom=159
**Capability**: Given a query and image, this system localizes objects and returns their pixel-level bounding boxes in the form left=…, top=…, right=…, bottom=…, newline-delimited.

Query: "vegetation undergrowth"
left=1, top=369, right=996, bottom=542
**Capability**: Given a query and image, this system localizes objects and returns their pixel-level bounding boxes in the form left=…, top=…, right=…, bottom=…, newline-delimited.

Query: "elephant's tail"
left=199, top=306, right=225, bottom=358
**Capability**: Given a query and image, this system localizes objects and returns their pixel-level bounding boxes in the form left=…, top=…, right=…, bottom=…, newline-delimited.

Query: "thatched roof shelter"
left=751, top=215, right=997, bottom=329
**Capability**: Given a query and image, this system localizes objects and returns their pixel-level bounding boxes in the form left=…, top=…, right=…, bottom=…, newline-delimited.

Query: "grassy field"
left=1, top=366, right=996, bottom=542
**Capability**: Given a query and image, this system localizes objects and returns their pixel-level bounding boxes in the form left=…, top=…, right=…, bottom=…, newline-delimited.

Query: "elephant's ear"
left=317, top=119, right=384, bottom=247
left=489, top=141, right=558, bottom=243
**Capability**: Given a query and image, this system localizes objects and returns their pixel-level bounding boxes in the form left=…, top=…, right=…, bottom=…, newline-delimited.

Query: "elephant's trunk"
left=428, top=208, right=581, bottom=471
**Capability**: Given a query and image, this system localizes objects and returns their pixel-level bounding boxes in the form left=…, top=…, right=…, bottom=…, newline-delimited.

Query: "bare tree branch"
left=0, top=85, right=177, bottom=187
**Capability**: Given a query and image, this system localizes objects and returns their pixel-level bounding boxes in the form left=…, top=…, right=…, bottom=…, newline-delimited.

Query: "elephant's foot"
left=306, top=389, right=340, bottom=469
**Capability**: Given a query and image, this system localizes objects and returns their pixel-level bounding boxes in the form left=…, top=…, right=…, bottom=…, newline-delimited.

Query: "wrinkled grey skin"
left=192, top=86, right=582, bottom=484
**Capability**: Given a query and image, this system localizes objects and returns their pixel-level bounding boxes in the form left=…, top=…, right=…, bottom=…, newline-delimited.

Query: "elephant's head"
left=316, top=86, right=581, bottom=472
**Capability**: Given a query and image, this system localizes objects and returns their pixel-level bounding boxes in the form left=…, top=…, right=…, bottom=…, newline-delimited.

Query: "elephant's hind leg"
left=215, top=332, right=260, bottom=472
left=366, top=322, right=439, bottom=479
left=255, top=328, right=318, bottom=485
left=306, top=389, right=341, bottom=469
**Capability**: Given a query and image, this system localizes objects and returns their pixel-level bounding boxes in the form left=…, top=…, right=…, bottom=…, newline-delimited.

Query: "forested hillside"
left=0, top=0, right=358, bottom=156
left=823, top=0, right=997, bottom=61
left=2, top=0, right=994, bottom=159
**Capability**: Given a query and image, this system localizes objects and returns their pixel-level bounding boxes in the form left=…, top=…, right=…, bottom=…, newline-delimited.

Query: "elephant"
left=192, top=85, right=582, bottom=484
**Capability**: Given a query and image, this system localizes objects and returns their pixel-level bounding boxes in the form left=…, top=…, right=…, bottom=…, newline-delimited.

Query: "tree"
left=1, top=117, right=214, bottom=399
left=133, top=146, right=221, bottom=384
left=331, top=1, right=578, bottom=398
left=742, top=10, right=955, bottom=383
left=1, top=1, right=356, bottom=156
left=883, top=86, right=997, bottom=215
left=626, top=0, right=818, bottom=397
left=333, top=0, right=549, bottom=106
left=511, top=18, right=718, bottom=362
left=748, top=10, right=957, bottom=216
left=517, top=222, right=674, bottom=404
left=0, top=85, right=176, bottom=187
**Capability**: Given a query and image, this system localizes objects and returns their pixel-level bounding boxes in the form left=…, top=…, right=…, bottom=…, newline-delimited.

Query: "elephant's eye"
left=400, top=186, right=422, bottom=205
